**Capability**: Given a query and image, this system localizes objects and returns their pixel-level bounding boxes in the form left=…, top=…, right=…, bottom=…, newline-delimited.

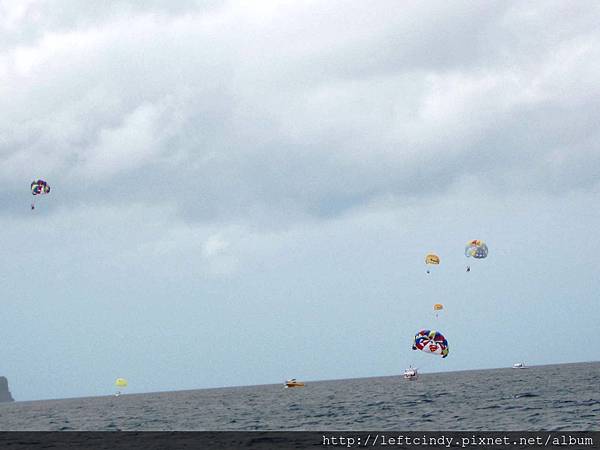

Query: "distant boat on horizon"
left=284, top=379, right=305, bottom=388
left=512, top=362, right=528, bottom=369
left=403, top=366, right=418, bottom=380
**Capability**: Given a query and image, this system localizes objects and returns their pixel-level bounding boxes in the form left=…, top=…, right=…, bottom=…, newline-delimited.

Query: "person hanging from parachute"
left=412, top=329, right=449, bottom=358
left=464, top=239, right=487, bottom=272
left=433, top=303, right=444, bottom=319
left=31, top=179, right=50, bottom=210
left=425, top=253, right=440, bottom=274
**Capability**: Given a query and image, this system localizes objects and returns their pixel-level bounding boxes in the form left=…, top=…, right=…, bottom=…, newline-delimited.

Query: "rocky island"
left=0, top=377, right=14, bottom=402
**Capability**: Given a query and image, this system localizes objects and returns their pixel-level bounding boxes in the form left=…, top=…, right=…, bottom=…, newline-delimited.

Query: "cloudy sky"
left=1, top=0, right=599, bottom=401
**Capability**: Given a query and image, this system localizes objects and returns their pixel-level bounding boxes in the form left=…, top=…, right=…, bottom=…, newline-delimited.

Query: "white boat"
left=512, top=362, right=527, bottom=369
left=403, top=367, right=418, bottom=380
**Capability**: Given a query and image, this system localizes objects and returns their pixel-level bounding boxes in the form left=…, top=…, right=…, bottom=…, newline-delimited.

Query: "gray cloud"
left=1, top=0, right=599, bottom=225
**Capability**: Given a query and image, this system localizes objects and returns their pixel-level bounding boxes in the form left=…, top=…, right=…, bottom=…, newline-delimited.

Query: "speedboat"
left=512, top=362, right=527, bottom=369
left=284, top=379, right=305, bottom=388
left=403, top=367, right=418, bottom=380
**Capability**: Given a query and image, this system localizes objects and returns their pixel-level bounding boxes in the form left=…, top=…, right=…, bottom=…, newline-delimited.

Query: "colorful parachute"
left=30, top=179, right=50, bottom=210
left=465, top=240, right=488, bottom=259
left=115, top=378, right=128, bottom=389
left=433, top=303, right=443, bottom=311
left=31, top=179, right=50, bottom=196
left=412, top=329, right=449, bottom=358
left=425, top=254, right=440, bottom=265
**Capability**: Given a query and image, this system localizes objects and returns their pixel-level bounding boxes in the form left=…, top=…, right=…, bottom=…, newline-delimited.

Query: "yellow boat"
left=284, top=379, right=305, bottom=388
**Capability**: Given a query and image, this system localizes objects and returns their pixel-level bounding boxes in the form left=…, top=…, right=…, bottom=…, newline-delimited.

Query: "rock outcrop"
left=0, top=377, right=14, bottom=402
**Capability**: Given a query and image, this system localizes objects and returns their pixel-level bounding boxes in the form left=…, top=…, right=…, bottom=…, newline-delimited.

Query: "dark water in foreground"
left=0, top=362, right=598, bottom=431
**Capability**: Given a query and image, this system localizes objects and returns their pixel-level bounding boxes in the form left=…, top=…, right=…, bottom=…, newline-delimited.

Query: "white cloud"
left=203, top=234, right=229, bottom=258
left=81, top=102, right=164, bottom=178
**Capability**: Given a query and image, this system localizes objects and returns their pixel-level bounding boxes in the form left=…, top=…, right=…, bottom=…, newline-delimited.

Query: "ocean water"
left=0, top=362, right=598, bottom=431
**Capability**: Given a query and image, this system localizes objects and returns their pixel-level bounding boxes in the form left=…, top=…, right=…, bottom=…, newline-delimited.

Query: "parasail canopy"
left=31, top=179, right=50, bottom=196
left=425, top=254, right=440, bottom=265
left=465, top=240, right=488, bottom=259
left=412, top=329, right=449, bottom=358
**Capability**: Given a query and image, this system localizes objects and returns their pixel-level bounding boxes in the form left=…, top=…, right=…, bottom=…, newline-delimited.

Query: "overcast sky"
left=1, top=0, right=599, bottom=401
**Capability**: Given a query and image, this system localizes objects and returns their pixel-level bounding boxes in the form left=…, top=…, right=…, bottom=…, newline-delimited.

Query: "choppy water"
left=0, top=362, right=598, bottom=431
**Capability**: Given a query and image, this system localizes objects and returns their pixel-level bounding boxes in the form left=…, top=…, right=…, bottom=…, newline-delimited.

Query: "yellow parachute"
left=425, top=254, right=440, bottom=265
left=115, top=378, right=128, bottom=388
left=425, top=253, right=440, bottom=274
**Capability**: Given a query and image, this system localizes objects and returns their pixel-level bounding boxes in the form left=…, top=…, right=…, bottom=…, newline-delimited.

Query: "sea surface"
left=0, top=362, right=598, bottom=431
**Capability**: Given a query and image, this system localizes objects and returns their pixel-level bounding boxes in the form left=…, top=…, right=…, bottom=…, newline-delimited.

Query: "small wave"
left=364, top=401, right=385, bottom=407
left=475, top=404, right=500, bottom=410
